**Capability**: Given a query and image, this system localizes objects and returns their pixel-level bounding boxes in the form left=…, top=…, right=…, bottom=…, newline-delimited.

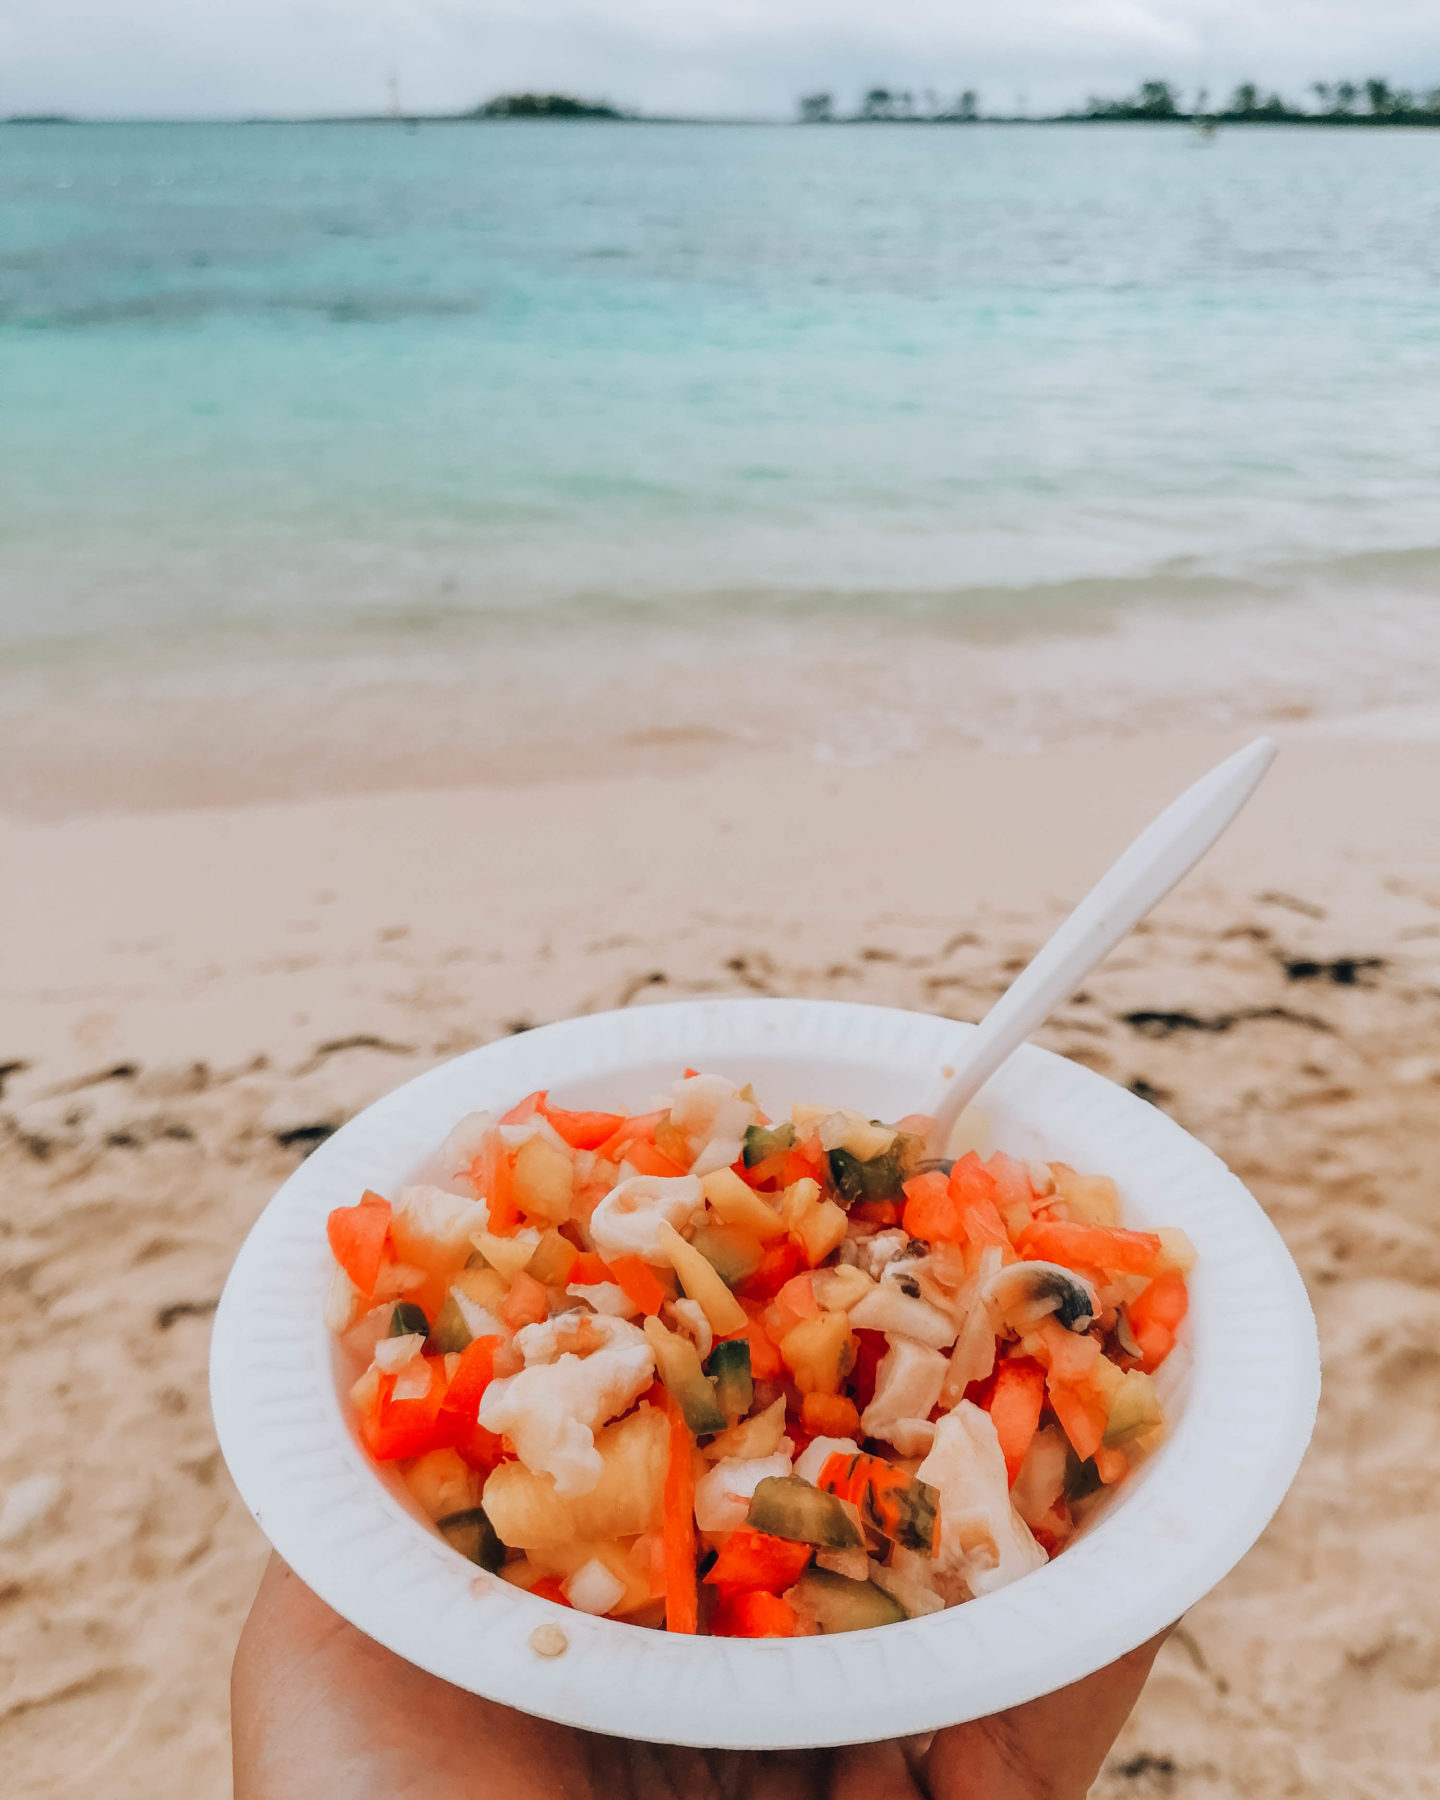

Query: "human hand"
left=233, top=1554, right=1169, bottom=1800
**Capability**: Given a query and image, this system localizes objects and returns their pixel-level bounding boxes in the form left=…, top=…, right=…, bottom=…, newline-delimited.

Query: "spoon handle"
left=926, top=736, right=1277, bottom=1153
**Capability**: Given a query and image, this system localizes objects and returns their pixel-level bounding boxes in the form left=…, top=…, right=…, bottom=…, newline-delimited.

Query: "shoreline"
left=4, top=577, right=1440, bottom=821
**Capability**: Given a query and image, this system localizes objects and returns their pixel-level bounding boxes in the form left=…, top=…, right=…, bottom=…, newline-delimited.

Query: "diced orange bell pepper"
left=1018, top=1220, right=1163, bottom=1277
left=609, top=1253, right=667, bottom=1317
left=541, top=1101, right=627, bottom=1150
left=529, top=1575, right=572, bottom=1607
left=1127, top=1268, right=1188, bottom=1371
left=984, top=1357, right=1047, bottom=1485
left=568, top=1250, right=615, bottom=1287
left=743, top=1148, right=791, bottom=1190
left=1094, top=1444, right=1130, bottom=1485
left=593, top=1110, right=667, bottom=1164
left=625, top=1139, right=689, bottom=1179
left=709, top=1589, right=800, bottom=1638
left=472, top=1132, right=522, bottom=1236
left=360, top=1359, right=452, bottom=1461
left=801, top=1391, right=861, bottom=1439
left=703, top=1527, right=811, bottom=1598
left=327, top=1192, right=392, bottom=1293
left=1047, top=1378, right=1108, bottom=1464
left=438, top=1335, right=507, bottom=1471
left=735, top=1304, right=783, bottom=1381
left=663, top=1401, right=698, bottom=1635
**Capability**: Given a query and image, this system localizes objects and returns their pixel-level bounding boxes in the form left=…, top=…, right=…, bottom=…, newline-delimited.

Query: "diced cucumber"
left=389, top=1301, right=430, bottom=1337
left=1103, top=1369, right=1161, bottom=1447
left=428, top=1292, right=473, bottom=1353
left=436, top=1506, right=504, bottom=1572
left=705, top=1338, right=753, bottom=1422
left=650, top=1325, right=726, bottom=1436
left=747, top=1476, right=863, bottom=1550
left=743, top=1122, right=797, bottom=1167
left=825, top=1130, right=922, bottom=1206
left=1063, top=1451, right=1103, bottom=1503
left=789, top=1567, right=906, bottom=1633
left=690, top=1224, right=764, bottom=1289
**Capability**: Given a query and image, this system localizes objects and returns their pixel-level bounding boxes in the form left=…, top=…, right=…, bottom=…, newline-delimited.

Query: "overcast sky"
left=4, top=0, right=1439, bottom=120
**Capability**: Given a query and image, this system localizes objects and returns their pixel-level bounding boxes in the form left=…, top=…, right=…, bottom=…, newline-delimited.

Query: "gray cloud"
left=3, top=0, right=1438, bottom=118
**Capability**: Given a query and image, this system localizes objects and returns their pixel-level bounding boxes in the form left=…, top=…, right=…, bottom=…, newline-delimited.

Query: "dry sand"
left=3, top=729, right=1439, bottom=1797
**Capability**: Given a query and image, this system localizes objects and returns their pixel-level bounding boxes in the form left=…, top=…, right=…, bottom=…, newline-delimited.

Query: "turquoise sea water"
left=5, top=120, right=1440, bottom=659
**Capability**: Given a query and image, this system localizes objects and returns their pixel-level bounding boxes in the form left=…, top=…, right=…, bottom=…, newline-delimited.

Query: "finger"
left=927, top=1626, right=1175, bottom=1800
left=828, top=1738, right=924, bottom=1800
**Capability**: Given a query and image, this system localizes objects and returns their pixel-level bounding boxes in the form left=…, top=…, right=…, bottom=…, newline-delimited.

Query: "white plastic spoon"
left=925, top=736, right=1277, bottom=1156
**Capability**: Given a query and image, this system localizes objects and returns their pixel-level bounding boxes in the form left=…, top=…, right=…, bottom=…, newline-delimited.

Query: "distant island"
left=8, top=79, right=1440, bottom=130
left=797, top=78, right=1440, bottom=126
left=473, top=93, right=625, bottom=120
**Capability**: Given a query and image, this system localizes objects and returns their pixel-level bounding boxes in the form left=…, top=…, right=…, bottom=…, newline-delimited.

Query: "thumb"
left=926, top=1627, right=1174, bottom=1800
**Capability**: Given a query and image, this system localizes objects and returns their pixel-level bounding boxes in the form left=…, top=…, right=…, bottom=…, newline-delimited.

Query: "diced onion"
left=389, top=1354, right=432, bottom=1401
left=563, top=1557, right=627, bottom=1616
left=374, top=1332, right=424, bottom=1373
left=323, top=1264, right=359, bottom=1334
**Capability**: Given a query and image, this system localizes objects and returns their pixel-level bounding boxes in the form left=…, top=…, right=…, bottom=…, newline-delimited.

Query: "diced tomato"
left=663, top=1401, right=698, bottom=1634
left=529, top=1576, right=572, bottom=1608
left=847, top=1327, right=888, bottom=1416
left=949, top=1153, right=1011, bottom=1248
left=541, top=1102, right=627, bottom=1151
left=736, top=1237, right=802, bottom=1301
left=327, top=1193, right=391, bottom=1293
left=709, top=1589, right=800, bottom=1638
left=501, top=1271, right=549, bottom=1330
left=471, top=1132, right=521, bottom=1236
left=962, top=1368, right=999, bottom=1410
left=609, top=1253, right=667, bottom=1317
left=801, top=1392, right=861, bottom=1439
left=703, top=1527, right=812, bottom=1598
left=625, top=1139, right=689, bottom=1179
left=360, top=1360, right=452, bottom=1461
left=1127, top=1268, right=1189, bottom=1371
left=1018, top=1220, right=1163, bottom=1277
left=902, top=1170, right=959, bottom=1243
left=500, top=1090, right=545, bottom=1125
left=985, top=1357, right=1047, bottom=1485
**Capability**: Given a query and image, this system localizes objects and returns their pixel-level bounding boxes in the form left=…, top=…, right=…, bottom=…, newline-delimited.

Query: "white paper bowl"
left=211, top=998, right=1319, bottom=1749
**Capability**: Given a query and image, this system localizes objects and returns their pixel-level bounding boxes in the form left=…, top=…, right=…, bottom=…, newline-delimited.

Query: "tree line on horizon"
left=798, top=78, right=1440, bottom=124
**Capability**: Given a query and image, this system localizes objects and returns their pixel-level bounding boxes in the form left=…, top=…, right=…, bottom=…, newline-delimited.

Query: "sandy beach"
left=3, top=726, right=1440, bottom=1797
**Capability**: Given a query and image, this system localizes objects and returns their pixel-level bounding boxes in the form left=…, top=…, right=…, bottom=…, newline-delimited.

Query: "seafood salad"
left=325, top=1073, right=1193, bottom=1637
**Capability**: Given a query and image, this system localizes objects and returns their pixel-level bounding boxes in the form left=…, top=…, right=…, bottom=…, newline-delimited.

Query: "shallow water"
left=3, top=120, right=1439, bottom=796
